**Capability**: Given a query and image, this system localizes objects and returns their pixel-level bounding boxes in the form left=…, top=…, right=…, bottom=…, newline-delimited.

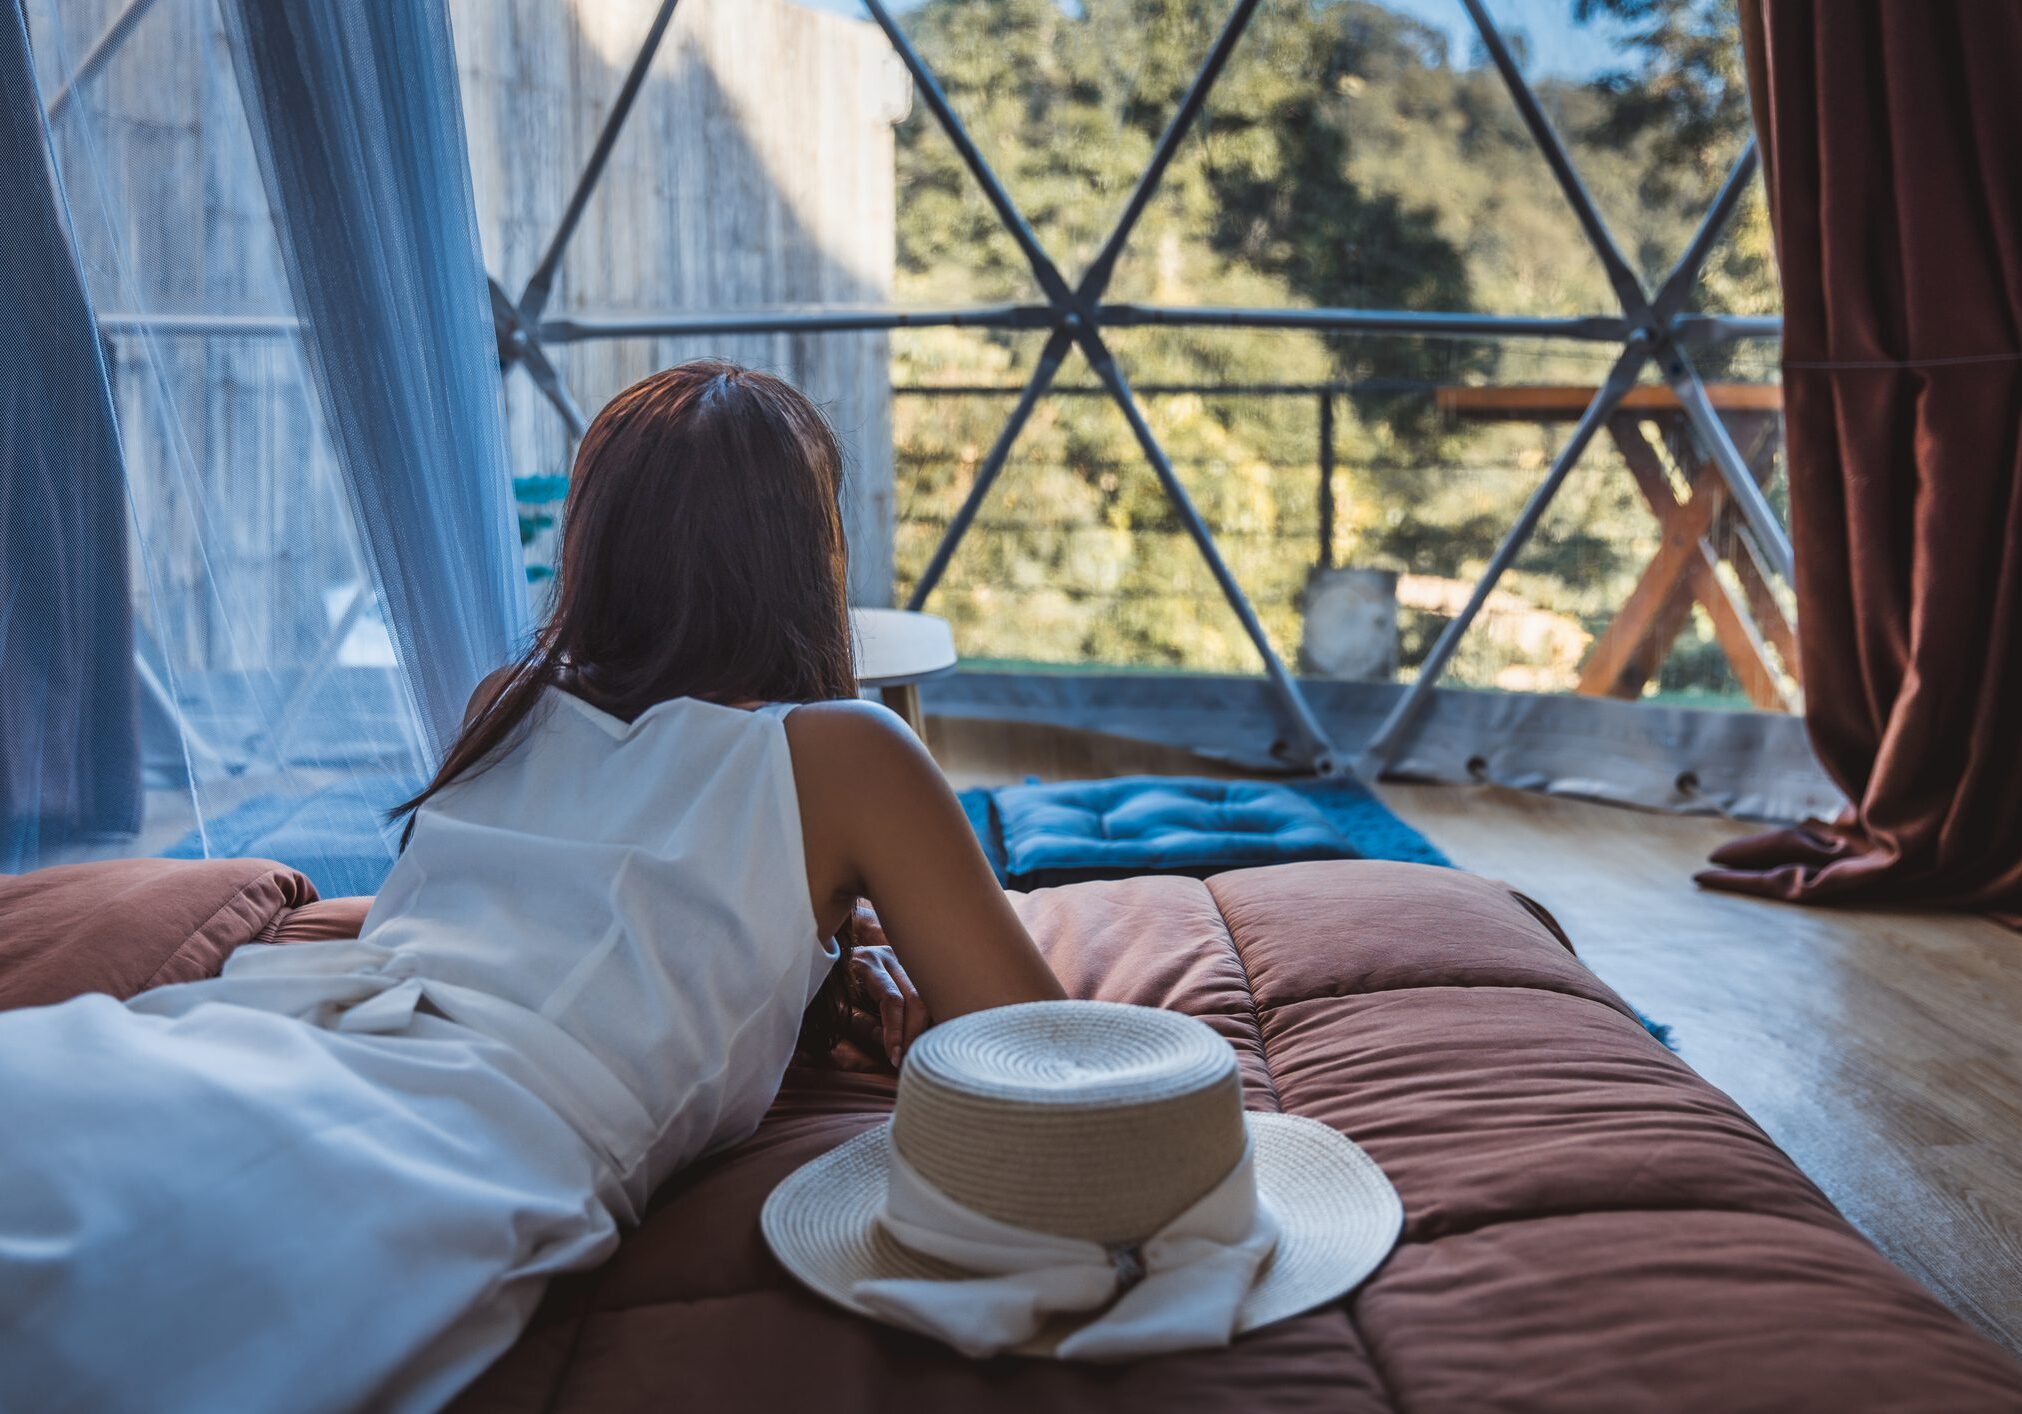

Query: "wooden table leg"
left=1678, top=543, right=1788, bottom=710
left=880, top=683, right=926, bottom=738
left=1723, top=419, right=1801, bottom=688
left=1578, top=414, right=1795, bottom=710
left=1580, top=417, right=1728, bottom=699
left=1672, top=416, right=1795, bottom=711
left=1578, top=536, right=1703, bottom=699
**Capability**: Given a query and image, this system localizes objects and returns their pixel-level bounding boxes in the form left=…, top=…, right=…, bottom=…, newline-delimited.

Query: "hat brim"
left=760, top=1111, right=1403, bottom=1358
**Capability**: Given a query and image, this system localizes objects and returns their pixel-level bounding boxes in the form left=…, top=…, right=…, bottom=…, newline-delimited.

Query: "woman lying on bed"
left=0, top=360, right=1064, bottom=1413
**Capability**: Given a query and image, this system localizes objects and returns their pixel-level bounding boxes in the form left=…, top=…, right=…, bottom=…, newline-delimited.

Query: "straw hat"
left=762, top=1000, right=1402, bottom=1359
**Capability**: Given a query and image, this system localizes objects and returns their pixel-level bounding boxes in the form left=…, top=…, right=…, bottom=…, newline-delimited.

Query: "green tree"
left=891, top=0, right=1768, bottom=694
left=1573, top=0, right=1777, bottom=315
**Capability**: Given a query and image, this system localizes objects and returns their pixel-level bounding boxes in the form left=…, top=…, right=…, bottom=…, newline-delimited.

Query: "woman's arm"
left=786, top=701, right=1065, bottom=1025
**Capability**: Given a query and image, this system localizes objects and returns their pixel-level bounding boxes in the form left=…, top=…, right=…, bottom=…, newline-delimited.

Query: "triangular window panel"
left=1104, top=0, right=1624, bottom=323
left=1473, top=0, right=1767, bottom=300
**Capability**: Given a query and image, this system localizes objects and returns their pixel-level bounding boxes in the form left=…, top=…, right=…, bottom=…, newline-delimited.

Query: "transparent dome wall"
left=453, top=0, right=908, bottom=608
left=9, top=0, right=1818, bottom=875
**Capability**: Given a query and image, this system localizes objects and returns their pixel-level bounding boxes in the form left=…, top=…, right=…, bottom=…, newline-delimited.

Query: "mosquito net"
left=4, top=0, right=526, bottom=888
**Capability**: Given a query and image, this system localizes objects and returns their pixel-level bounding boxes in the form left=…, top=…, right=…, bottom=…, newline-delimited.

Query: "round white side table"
left=849, top=607, right=956, bottom=737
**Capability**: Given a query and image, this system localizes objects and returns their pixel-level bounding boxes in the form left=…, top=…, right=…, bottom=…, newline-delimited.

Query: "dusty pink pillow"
left=0, top=857, right=323, bottom=1012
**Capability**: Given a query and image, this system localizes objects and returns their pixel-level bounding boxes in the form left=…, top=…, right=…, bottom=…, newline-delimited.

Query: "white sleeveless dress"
left=0, top=692, right=837, bottom=1413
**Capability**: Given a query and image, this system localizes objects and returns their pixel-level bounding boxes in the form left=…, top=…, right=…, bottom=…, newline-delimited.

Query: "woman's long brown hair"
left=391, top=360, right=861, bottom=1045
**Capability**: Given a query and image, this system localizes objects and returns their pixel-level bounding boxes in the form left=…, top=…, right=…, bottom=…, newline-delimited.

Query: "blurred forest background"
left=885, top=0, right=1782, bottom=701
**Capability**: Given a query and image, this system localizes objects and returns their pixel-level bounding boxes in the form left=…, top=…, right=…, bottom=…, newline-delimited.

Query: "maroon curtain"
left=1698, top=2, right=2022, bottom=925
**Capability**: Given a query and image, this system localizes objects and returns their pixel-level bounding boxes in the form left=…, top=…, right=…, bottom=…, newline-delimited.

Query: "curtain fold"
left=221, top=0, right=527, bottom=754
left=0, top=0, right=140, bottom=869
left=1700, top=1, right=2022, bottom=925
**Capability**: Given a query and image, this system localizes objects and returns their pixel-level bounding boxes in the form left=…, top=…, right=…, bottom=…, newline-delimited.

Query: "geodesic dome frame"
left=63, top=0, right=1788, bottom=777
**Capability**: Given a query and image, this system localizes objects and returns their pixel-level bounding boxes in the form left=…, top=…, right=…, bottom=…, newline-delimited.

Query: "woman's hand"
left=829, top=942, right=929, bottom=1072
left=824, top=904, right=930, bottom=1072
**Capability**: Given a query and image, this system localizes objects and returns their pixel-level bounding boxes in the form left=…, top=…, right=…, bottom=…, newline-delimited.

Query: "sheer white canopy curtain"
left=4, top=0, right=526, bottom=886
left=222, top=0, right=529, bottom=745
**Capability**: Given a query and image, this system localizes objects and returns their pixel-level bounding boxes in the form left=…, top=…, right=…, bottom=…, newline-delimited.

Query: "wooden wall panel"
left=452, top=0, right=904, bottom=604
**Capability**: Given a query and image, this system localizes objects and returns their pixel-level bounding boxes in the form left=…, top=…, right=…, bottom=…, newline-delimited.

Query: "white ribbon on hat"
left=851, top=1139, right=1279, bottom=1361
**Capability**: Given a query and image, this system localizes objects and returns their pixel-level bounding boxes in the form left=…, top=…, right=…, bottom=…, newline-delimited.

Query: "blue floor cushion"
left=961, top=773, right=1448, bottom=890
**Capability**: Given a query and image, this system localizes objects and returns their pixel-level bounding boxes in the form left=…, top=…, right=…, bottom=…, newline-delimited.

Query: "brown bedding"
left=457, top=861, right=2022, bottom=1411
left=0, top=856, right=365, bottom=1011
left=3, top=857, right=2018, bottom=1409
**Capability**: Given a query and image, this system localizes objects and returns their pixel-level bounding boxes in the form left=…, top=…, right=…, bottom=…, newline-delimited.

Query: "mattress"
left=454, top=861, right=2022, bottom=1411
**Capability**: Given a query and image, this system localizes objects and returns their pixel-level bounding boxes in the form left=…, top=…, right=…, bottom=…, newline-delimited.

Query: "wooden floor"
left=928, top=716, right=2022, bottom=1356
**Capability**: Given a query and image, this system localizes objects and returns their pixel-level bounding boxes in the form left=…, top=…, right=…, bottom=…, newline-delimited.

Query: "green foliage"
left=1575, top=0, right=1752, bottom=204
left=890, top=0, right=1781, bottom=693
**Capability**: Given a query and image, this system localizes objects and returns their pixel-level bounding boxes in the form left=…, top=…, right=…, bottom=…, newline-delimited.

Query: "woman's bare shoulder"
left=783, top=700, right=1061, bottom=1018
left=780, top=700, right=950, bottom=920
left=783, top=699, right=954, bottom=815
left=464, top=665, right=519, bottom=726
left=782, top=699, right=929, bottom=771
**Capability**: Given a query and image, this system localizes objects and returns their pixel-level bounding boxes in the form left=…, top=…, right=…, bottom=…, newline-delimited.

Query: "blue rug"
left=167, top=770, right=1672, bottom=1049
left=175, top=770, right=1443, bottom=901
left=163, top=775, right=419, bottom=899
left=956, top=774, right=1677, bottom=1047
